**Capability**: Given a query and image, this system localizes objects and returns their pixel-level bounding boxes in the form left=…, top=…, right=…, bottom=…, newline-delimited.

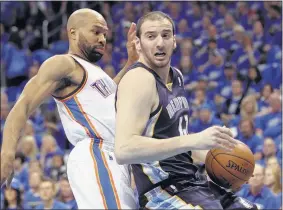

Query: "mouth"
left=94, top=46, right=105, bottom=54
left=154, top=52, right=166, bottom=58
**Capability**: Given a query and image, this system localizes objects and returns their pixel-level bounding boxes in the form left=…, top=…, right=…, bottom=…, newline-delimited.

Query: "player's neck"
left=139, top=58, right=171, bottom=84
left=68, top=48, right=88, bottom=62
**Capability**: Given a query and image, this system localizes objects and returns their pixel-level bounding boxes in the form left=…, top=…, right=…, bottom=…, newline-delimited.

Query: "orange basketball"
left=205, top=141, right=255, bottom=190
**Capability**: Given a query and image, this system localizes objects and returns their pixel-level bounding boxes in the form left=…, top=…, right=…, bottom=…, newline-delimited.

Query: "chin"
left=153, top=60, right=170, bottom=68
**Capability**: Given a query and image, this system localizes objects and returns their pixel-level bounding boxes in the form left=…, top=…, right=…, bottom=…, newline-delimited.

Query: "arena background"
left=0, top=1, right=282, bottom=209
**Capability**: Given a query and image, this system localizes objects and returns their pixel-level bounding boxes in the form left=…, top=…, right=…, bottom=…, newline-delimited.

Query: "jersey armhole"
left=149, top=103, right=162, bottom=118
left=52, top=57, right=87, bottom=101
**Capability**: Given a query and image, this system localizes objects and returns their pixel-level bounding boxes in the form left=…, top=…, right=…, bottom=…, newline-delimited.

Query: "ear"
left=173, top=35, right=177, bottom=50
left=135, top=36, right=141, bottom=52
left=69, top=28, right=77, bottom=40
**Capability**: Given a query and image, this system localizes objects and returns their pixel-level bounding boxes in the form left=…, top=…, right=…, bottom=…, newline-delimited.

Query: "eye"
left=162, top=33, right=171, bottom=39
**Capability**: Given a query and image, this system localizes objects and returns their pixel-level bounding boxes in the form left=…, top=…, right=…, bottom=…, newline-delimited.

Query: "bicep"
left=13, top=55, right=74, bottom=115
left=115, top=70, right=156, bottom=147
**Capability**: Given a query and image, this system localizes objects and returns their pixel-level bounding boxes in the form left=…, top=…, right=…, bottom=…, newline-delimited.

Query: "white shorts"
left=67, top=139, right=137, bottom=209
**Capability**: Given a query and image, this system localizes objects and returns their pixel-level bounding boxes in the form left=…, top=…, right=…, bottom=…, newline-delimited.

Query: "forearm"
left=116, top=133, right=201, bottom=164
left=1, top=106, right=28, bottom=157
left=113, top=61, right=134, bottom=85
left=1, top=106, right=28, bottom=184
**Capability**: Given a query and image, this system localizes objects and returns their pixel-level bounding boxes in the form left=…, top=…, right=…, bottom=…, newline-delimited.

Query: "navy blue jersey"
left=119, top=62, right=199, bottom=196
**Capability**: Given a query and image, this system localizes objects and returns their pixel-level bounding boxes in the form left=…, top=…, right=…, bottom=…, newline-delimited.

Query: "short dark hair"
left=136, top=11, right=175, bottom=38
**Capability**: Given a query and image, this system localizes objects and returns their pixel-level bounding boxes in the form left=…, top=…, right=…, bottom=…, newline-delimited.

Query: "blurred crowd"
left=0, top=1, right=282, bottom=209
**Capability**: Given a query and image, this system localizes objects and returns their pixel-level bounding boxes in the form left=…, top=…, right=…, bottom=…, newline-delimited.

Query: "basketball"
left=205, top=141, right=255, bottom=190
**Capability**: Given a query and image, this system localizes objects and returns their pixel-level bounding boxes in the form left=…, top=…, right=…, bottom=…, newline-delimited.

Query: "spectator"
left=220, top=13, right=237, bottom=41
left=39, top=134, right=60, bottom=173
left=3, top=179, right=23, bottom=210
left=257, top=137, right=280, bottom=167
left=243, top=65, right=263, bottom=95
left=229, top=95, right=260, bottom=127
left=257, top=84, right=273, bottom=112
left=202, top=39, right=225, bottom=85
left=256, top=92, right=282, bottom=139
left=189, top=104, right=222, bottom=133
left=231, top=33, right=260, bottom=76
left=217, top=62, right=237, bottom=98
left=13, top=152, right=28, bottom=188
left=190, top=89, right=214, bottom=110
left=58, top=176, right=78, bottom=209
left=221, top=80, right=245, bottom=124
left=188, top=3, right=202, bottom=38
left=211, top=3, right=227, bottom=28
left=264, top=166, right=282, bottom=196
left=199, top=15, right=212, bottom=40
left=43, top=111, right=67, bottom=150
left=176, top=19, right=192, bottom=42
left=35, top=178, right=69, bottom=209
left=17, top=135, right=38, bottom=161
left=237, top=164, right=277, bottom=209
left=47, top=150, right=66, bottom=181
left=266, top=156, right=281, bottom=169
left=236, top=2, right=253, bottom=32
left=252, top=21, right=270, bottom=52
left=28, top=160, right=42, bottom=176
left=236, top=119, right=263, bottom=155
left=23, top=171, right=42, bottom=209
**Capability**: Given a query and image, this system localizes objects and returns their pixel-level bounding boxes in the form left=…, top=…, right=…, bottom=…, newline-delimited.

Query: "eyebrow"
left=144, top=29, right=173, bottom=35
left=92, top=25, right=108, bottom=32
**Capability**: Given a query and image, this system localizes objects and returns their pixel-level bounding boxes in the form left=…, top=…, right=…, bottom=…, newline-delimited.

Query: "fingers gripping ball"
left=205, top=141, right=255, bottom=190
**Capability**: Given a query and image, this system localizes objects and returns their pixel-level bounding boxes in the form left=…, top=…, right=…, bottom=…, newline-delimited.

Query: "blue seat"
left=32, top=49, right=53, bottom=65
left=6, top=48, right=30, bottom=79
left=49, top=40, right=69, bottom=55
left=5, top=86, right=22, bottom=103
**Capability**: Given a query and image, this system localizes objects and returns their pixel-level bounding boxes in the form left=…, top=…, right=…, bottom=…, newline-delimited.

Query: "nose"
left=98, top=34, right=106, bottom=46
left=156, top=34, right=164, bottom=49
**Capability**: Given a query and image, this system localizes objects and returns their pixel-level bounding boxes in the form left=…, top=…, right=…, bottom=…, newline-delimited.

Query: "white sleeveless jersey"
left=53, top=55, right=117, bottom=150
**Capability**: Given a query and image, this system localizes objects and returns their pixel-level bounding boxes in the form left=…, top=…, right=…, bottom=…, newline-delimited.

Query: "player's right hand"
left=126, top=22, right=139, bottom=64
left=194, top=126, right=238, bottom=151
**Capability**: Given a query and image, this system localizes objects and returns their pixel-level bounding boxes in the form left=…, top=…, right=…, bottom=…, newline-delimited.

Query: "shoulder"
left=37, top=54, right=76, bottom=80
left=41, top=54, right=76, bottom=70
left=119, top=67, right=156, bottom=89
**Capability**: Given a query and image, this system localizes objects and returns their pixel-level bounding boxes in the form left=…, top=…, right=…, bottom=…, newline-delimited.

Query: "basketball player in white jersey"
left=1, top=8, right=138, bottom=209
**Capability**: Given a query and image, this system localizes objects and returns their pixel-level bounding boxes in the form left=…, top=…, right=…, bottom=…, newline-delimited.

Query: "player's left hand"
left=126, top=22, right=139, bottom=64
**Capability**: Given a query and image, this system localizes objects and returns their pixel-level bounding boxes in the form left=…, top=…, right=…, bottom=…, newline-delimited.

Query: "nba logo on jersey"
left=91, top=78, right=116, bottom=98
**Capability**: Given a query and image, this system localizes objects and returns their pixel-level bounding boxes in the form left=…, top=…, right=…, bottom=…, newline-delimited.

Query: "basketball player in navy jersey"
left=115, top=11, right=258, bottom=209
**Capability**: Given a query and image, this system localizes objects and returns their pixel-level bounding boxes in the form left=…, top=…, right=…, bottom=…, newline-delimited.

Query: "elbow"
left=114, top=146, right=129, bottom=165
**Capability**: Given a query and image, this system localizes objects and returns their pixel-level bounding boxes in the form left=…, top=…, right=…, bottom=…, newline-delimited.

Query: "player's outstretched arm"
left=115, top=68, right=238, bottom=164
left=0, top=55, right=75, bottom=186
left=113, top=23, right=139, bottom=85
